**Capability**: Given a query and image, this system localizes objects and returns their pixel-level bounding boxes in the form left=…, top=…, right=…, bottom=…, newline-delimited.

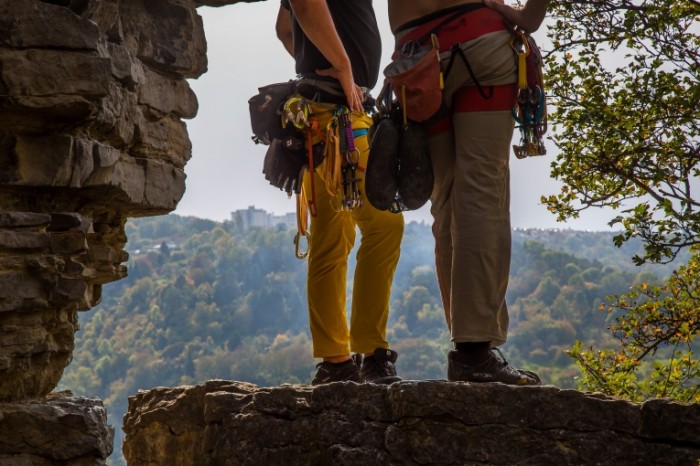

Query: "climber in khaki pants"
left=386, top=0, right=550, bottom=384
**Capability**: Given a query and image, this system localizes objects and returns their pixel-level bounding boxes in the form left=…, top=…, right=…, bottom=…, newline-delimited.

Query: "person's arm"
left=288, top=0, right=363, bottom=112
left=484, top=0, right=550, bottom=33
left=276, top=4, right=294, bottom=57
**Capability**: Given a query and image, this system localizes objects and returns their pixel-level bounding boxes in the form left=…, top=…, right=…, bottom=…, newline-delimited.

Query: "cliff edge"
left=123, top=380, right=700, bottom=465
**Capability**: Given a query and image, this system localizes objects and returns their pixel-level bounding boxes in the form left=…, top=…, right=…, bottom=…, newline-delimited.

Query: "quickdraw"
left=282, top=95, right=316, bottom=260
left=323, top=107, right=363, bottom=211
left=510, top=31, right=547, bottom=159
left=292, top=116, right=324, bottom=259
left=337, top=109, right=363, bottom=210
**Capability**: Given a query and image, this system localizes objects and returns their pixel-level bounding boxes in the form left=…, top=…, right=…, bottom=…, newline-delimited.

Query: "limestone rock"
left=0, top=212, right=94, bottom=401
left=0, top=0, right=227, bottom=461
left=0, top=0, right=207, bottom=402
left=0, top=392, right=113, bottom=465
left=123, top=380, right=700, bottom=466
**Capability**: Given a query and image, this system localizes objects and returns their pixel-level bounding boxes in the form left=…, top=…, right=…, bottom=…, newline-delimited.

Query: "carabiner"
left=517, top=88, right=531, bottom=105
left=284, top=96, right=310, bottom=129
left=294, top=231, right=310, bottom=259
left=345, top=147, right=361, bottom=165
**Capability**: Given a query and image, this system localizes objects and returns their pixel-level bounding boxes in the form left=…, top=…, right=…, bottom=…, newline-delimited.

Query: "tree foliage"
left=544, top=0, right=700, bottom=265
left=545, top=0, right=700, bottom=400
left=567, top=250, right=700, bottom=402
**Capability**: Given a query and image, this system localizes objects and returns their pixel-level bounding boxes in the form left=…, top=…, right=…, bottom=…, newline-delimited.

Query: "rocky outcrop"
left=0, top=211, right=94, bottom=402
left=0, top=2, right=697, bottom=466
left=0, top=0, right=217, bottom=463
left=122, top=380, right=700, bottom=466
left=0, top=391, right=113, bottom=465
left=0, top=0, right=205, bottom=400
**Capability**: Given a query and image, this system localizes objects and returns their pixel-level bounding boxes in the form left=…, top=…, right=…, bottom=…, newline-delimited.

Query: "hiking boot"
left=447, top=348, right=541, bottom=385
left=360, top=348, right=402, bottom=384
left=310, top=358, right=360, bottom=385
left=397, top=121, right=433, bottom=211
left=366, top=117, right=400, bottom=211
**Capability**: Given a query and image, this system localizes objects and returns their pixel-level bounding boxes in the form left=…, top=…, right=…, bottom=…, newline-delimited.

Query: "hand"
left=316, top=67, right=364, bottom=113
left=483, top=0, right=548, bottom=34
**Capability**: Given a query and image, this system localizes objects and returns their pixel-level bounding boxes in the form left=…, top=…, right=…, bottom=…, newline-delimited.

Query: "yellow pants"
left=302, top=102, right=404, bottom=358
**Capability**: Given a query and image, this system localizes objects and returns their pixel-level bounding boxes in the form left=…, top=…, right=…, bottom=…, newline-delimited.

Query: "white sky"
left=175, top=0, right=616, bottom=231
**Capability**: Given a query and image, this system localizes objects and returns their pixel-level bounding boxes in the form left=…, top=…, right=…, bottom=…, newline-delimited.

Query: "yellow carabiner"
left=294, top=231, right=310, bottom=259
left=284, top=96, right=310, bottom=129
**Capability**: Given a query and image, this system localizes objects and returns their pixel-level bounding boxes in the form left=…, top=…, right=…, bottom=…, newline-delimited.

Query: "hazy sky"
left=175, top=0, right=616, bottom=231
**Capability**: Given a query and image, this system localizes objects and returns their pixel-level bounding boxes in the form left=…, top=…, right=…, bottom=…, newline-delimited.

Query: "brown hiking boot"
left=310, top=359, right=361, bottom=385
left=359, top=348, right=402, bottom=384
left=447, top=348, right=541, bottom=385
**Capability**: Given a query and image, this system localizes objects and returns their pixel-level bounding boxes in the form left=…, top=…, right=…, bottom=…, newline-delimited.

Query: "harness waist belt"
left=297, top=76, right=371, bottom=106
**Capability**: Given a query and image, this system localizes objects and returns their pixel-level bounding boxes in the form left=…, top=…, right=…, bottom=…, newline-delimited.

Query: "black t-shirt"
left=280, top=0, right=381, bottom=89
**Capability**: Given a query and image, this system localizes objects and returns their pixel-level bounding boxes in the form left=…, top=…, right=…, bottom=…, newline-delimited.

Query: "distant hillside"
left=512, top=228, right=686, bottom=278
left=59, top=214, right=682, bottom=466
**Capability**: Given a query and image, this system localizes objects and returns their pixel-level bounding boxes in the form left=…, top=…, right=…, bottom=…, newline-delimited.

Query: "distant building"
left=231, top=206, right=295, bottom=230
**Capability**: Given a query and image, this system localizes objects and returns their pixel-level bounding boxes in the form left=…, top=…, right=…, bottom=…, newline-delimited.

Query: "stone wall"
left=123, top=380, right=700, bottom=466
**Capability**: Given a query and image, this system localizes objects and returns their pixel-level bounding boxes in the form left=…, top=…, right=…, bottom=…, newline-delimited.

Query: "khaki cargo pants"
left=397, top=8, right=518, bottom=346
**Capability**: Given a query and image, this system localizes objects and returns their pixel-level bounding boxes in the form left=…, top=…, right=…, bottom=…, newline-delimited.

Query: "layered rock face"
left=0, top=0, right=210, bottom=463
left=123, top=380, right=700, bottom=466
left=0, top=0, right=203, bottom=401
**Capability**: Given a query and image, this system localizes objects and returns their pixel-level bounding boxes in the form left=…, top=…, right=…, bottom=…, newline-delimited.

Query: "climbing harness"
left=284, top=96, right=367, bottom=259
left=510, top=30, right=547, bottom=159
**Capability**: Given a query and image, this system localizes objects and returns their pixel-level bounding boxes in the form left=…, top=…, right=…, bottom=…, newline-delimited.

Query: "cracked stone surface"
left=0, top=391, right=113, bottom=464
left=123, top=380, right=700, bottom=465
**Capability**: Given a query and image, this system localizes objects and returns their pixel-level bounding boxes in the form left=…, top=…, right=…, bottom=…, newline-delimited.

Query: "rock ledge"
left=123, top=380, right=700, bottom=465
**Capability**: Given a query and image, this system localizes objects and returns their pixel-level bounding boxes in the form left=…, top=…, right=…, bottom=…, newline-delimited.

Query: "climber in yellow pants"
left=277, top=0, right=404, bottom=385
left=302, top=100, right=404, bottom=385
